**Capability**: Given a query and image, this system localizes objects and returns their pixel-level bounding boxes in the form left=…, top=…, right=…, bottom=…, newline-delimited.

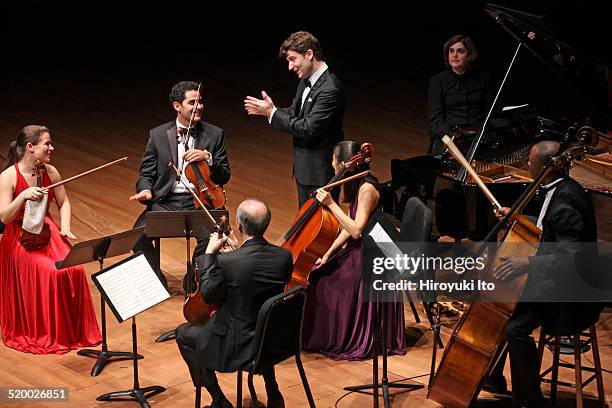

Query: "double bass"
left=427, top=137, right=592, bottom=407
left=278, top=143, right=373, bottom=288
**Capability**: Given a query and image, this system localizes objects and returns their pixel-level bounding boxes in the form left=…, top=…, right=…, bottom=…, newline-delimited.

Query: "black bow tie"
left=177, top=127, right=196, bottom=136
left=302, top=78, right=312, bottom=89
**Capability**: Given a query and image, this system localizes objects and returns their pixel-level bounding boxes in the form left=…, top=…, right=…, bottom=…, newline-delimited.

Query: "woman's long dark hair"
left=3, top=125, right=49, bottom=171
left=333, top=140, right=379, bottom=204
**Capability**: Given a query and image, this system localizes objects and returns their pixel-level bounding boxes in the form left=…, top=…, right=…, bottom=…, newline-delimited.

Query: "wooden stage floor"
left=0, top=72, right=610, bottom=407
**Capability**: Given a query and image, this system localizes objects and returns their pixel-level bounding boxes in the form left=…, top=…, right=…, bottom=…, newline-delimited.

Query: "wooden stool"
left=537, top=326, right=606, bottom=407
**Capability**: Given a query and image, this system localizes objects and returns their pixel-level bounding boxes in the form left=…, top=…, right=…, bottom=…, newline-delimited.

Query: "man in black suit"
left=130, top=81, right=230, bottom=287
left=244, top=31, right=345, bottom=207
left=487, top=141, right=602, bottom=407
left=176, top=198, right=293, bottom=408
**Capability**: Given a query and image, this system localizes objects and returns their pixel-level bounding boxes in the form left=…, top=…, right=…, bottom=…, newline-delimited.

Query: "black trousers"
left=490, top=303, right=545, bottom=405
left=132, top=193, right=209, bottom=289
left=175, top=323, right=280, bottom=399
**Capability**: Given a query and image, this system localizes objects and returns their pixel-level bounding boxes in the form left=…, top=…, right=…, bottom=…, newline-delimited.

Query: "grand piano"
left=383, top=4, right=610, bottom=241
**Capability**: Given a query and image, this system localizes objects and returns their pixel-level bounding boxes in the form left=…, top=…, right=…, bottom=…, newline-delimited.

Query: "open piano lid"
left=484, top=3, right=609, bottom=109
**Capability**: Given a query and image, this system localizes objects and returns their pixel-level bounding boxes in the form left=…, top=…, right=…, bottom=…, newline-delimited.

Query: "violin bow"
left=42, top=157, right=128, bottom=192
left=168, top=162, right=235, bottom=250
left=184, top=83, right=202, bottom=143
left=320, top=170, right=370, bottom=191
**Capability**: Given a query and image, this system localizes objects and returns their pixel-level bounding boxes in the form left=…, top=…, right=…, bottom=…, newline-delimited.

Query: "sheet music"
left=95, top=254, right=170, bottom=321
left=368, top=223, right=406, bottom=272
left=502, top=103, right=529, bottom=112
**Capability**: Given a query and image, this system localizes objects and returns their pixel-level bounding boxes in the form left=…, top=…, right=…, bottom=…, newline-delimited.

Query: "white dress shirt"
left=536, top=178, right=564, bottom=230
left=269, top=63, right=329, bottom=123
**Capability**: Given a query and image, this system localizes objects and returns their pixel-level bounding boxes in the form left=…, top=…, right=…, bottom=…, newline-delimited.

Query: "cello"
left=278, top=143, right=373, bottom=288
left=427, top=137, right=593, bottom=407
left=179, top=83, right=226, bottom=209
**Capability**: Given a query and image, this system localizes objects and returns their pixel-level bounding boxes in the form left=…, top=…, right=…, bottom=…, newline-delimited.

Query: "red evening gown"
left=0, top=164, right=101, bottom=354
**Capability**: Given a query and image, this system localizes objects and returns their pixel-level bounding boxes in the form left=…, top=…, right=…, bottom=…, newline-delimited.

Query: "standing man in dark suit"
left=130, top=81, right=231, bottom=287
left=176, top=198, right=293, bottom=408
left=486, top=140, right=602, bottom=406
left=244, top=31, right=345, bottom=207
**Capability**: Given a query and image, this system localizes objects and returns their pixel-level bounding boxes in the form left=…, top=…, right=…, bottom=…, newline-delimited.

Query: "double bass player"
left=486, top=141, right=603, bottom=406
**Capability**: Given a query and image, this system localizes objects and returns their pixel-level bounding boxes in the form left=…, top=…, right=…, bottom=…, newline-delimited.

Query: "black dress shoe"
left=204, top=397, right=233, bottom=408
left=482, top=375, right=508, bottom=394
left=267, top=396, right=285, bottom=408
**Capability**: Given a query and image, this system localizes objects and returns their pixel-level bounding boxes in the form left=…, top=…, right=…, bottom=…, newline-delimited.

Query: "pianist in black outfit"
left=427, top=34, right=494, bottom=156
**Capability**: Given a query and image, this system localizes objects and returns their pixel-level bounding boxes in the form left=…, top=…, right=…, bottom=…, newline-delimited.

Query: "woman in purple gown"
left=302, top=141, right=406, bottom=360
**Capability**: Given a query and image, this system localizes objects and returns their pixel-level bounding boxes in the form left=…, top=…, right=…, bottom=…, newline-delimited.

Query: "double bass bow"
left=428, top=136, right=593, bottom=407
left=179, top=83, right=227, bottom=209
left=278, top=143, right=373, bottom=288
left=168, top=162, right=232, bottom=325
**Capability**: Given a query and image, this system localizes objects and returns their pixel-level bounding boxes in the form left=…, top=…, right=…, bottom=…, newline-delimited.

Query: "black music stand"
left=56, top=227, right=145, bottom=377
left=144, top=210, right=228, bottom=343
left=92, top=252, right=170, bottom=408
left=343, top=212, right=423, bottom=408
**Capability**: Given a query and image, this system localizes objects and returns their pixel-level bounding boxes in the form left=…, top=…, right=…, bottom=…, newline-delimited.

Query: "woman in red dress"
left=0, top=125, right=101, bottom=354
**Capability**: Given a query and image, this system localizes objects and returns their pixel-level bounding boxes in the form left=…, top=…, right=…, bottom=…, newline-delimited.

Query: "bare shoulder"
left=44, top=164, right=62, bottom=183
left=359, top=182, right=379, bottom=198
left=358, top=182, right=380, bottom=206
left=0, top=165, right=16, bottom=186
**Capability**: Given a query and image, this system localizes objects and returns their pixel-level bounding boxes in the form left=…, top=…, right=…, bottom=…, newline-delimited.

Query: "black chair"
left=195, top=286, right=315, bottom=408
left=399, top=197, right=446, bottom=390
left=399, top=197, right=440, bottom=330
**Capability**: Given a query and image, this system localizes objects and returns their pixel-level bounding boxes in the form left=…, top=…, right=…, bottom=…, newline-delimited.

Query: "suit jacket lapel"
left=294, top=80, right=308, bottom=115
left=309, top=69, right=329, bottom=94
left=167, top=126, right=178, bottom=165
left=300, top=70, right=331, bottom=116
left=541, top=179, right=567, bottom=236
left=194, top=124, right=207, bottom=151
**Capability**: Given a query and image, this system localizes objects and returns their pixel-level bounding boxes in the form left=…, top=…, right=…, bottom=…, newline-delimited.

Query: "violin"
left=18, top=157, right=128, bottom=251
left=168, top=161, right=232, bottom=324
left=279, top=143, right=374, bottom=288
left=182, top=217, right=232, bottom=324
left=179, top=83, right=226, bottom=209
left=19, top=161, right=51, bottom=251
left=184, top=160, right=226, bottom=209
